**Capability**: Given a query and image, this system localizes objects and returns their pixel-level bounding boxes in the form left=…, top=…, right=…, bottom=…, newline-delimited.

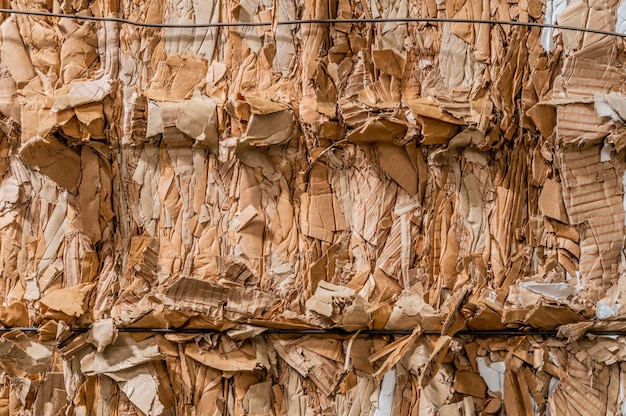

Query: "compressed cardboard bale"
left=3, top=0, right=626, bottom=414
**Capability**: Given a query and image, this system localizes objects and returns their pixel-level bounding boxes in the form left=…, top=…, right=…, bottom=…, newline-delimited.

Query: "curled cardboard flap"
left=405, top=97, right=466, bottom=125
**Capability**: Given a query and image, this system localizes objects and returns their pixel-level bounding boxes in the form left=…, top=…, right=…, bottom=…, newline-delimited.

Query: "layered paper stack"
left=1, top=0, right=626, bottom=414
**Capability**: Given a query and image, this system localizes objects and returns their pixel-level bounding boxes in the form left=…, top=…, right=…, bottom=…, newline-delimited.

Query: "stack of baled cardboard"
left=1, top=0, right=626, bottom=414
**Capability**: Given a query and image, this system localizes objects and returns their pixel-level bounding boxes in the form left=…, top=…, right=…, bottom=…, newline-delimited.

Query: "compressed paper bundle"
left=2, top=0, right=626, bottom=414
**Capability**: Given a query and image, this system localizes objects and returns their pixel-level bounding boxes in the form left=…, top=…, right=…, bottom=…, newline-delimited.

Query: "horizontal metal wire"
left=0, top=8, right=625, bottom=38
left=0, top=326, right=622, bottom=337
